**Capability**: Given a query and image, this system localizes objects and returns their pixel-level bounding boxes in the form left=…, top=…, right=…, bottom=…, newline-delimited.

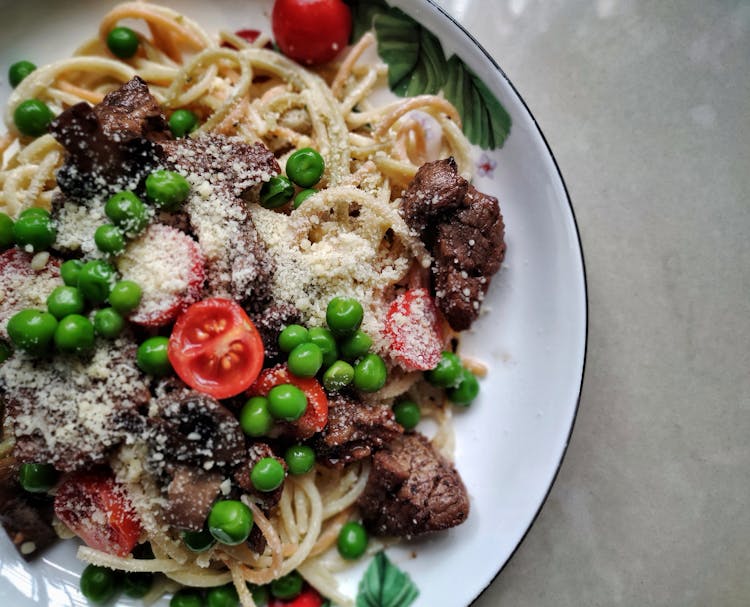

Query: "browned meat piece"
left=357, top=433, right=469, bottom=537
left=312, top=394, right=402, bottom=467
left=233, top=442, right=287, bottom=511
left=0, top=457, right=57, bottom=560
left=249, top=302, right=301, bottom=363
left=50, top=77, right=169, bottom=198
left=164, top=466, right=223, bottom=531
left=161, top=135, right=278, bottom=303
left=148, top=387, right=246, bottom=470
left=400, top=158, right=506, bottom=331
left=0, top=340, right=150, bottom=472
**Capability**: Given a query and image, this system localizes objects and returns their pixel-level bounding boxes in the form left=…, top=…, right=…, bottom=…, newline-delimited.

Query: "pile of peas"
left=260, top=147, right=325, bottom=210
left=0, top=168, right=191, bottom=365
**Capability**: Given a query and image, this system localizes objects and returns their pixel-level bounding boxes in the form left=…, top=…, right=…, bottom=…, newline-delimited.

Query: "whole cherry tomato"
left=272, top=0, right=352, bottom=65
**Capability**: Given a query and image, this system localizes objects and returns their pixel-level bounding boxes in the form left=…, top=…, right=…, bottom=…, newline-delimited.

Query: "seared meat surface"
left=358, top=433, right=469, bottom=536
left=401, top=158, right=506, bottom=330
left=312, top=394, right=403, bottom=467
left=164, top=465, right=223, bottom=531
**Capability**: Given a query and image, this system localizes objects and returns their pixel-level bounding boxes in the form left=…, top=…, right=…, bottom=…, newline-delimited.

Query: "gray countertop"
left=432, top=1, right=750, bottom=605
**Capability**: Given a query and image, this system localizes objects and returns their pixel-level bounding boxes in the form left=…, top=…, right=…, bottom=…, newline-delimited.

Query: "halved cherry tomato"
left=54, top=470, right=142, bottom=557
left=248, top=364, right=328, bottom=439
left=168, top=298, right=265, bottom=399
left=272, top=0, right=352, bottom=65
left=269, top=586, right=325, bottom=607
left=383, top=288, right=443, bottom=371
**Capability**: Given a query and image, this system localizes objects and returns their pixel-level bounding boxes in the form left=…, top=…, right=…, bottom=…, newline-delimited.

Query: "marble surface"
left=430, top=1, right=750, bottom=606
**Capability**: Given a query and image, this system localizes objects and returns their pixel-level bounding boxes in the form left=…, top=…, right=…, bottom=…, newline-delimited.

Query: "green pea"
left=287, top=342, right=322, bottom=378
left=54, top=314, right=95, bottom=353
left=77, top=260, right=116, bottom=304
left=259, top=175, right=294, bottom=209
left=109, top=280, right=142, bottom=313
left=208, top=500, right=253, bottom=545
left=104, top=191, right=149, bottom=235
left=60, top=259, right=83, bottom=286
left=170, top=588, right=203, bottom=607
left=278, top=324, right=308, bottom=353
left=0, top=341, right=12, bottom=363
left=338, top=330, right=372, bottom=361
left=107, top=26, right=140, bottom=59
left=93, top=307, right=125, bottom=339
left=284, top=444, right=315, bottom=475
left=182, top=527, right=216, bottom=553
left=353, top=353, right=387, bottom=392
left=308, top=327, right=337, bottom=368
left=250, top=457, right=285, bottom=492
left=270, top=571, right=303, bottom=601
left=286, top=148, right=325, bottom=188
left=425, top=351, right=463, bottom=388
left=7, top=309, right=57, bottom=354
left=122, top=572, right=154, bottom=598
left=325, top=297, right=363, bottom=337
left=249, top=585, right=269, bottom=606
left=393, top=400, right=420, bottom=430
left=0, top=212, right=14, bottom=249
left=145, top=170, right=191, bottom=211
left=239, top=396, right=273, bottom=437
left=292, top=188, right=317, bottom=209
left=46, top=286, right=84, bottom=319
left=13, top=99, right=54, bottom=137
left=12, top=208, right=55, bottom=251
left=169, top=109, right=199, bottom=138
left=337, top=521, right=368, bottom=560
left=267, top=384, right=307, bottom=421
left=8, top=60, right=36, bottom=88
left=94, top=224, right=125, bottom=254
left=18, top=463, right=57, bottom=493
left=137, top=336, right=171, bottom=376
left=207, top=584, right=239, bottom=607
left=448, top=368, right=480, bottom=406
left=322, top=360, right=354, bottom=392
left=80, top=564, right=119, bottom=604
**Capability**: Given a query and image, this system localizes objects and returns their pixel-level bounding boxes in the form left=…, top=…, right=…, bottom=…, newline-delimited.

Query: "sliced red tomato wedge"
left=168, top=298, right=265, bottom=399
left=383, top=288, right=443, bottom=371
left=248, top=364, right=328, bottom=439
left=54, top=470, right=142, bottom=557
left=272, top=0, right=352, bottom=65
left=269, top=587, right=324, bottom=607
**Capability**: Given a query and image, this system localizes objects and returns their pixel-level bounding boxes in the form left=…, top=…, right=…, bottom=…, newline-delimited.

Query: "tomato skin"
left=269, top=587, right=325, bottom=607
left=384, top=288, right=443, bottom=371
left=54, top=471, right=142, bottom=557
left=272, top=0, right=352, bottom=65
left=249, top=364, right=328, bottom=438
left=168, top=298, right=265, bottom=399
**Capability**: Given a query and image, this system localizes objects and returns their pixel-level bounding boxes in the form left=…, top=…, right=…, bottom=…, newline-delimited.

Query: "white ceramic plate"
left=0, top=1, right=586, bottom=605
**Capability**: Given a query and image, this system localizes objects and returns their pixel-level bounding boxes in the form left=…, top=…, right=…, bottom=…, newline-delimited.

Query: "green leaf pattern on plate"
left=350, top=0, right=512, bottom=149
left=356, top=551, right=419, bottom=607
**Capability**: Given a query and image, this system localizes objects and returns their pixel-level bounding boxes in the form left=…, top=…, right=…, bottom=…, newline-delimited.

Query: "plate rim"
left=415, top=1, right=589, bottom=603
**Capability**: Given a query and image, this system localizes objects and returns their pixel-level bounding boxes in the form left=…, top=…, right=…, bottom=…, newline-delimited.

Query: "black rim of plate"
left=414, top=1, right=590, bottom=604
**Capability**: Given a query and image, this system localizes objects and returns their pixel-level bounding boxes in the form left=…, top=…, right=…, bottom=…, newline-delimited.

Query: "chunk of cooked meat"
left=233, top=442, right=287, bottom=511
left=357, top=433, right=469, bottom=537
left=312, top=394, right=402, bottom=467
left=0, top=249, right=61, bottom=340
left=164, top=466, right=223, bottom=531
left=0, top=340, right=150, bottom=472
left=50, top=76, right=168, bottom=197
left=161, top=135, right=278, bottom=303
left=0, top=457, right=57, bottom=560
left=248, top=302, right=301, bottom=364
left=148, top=387, right=245, bottom=470
left=400, top=158, right=506, bottom=330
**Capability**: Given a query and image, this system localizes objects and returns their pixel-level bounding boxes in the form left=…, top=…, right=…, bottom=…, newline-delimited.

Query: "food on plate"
left=0, top=1, right=507, bottom=605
